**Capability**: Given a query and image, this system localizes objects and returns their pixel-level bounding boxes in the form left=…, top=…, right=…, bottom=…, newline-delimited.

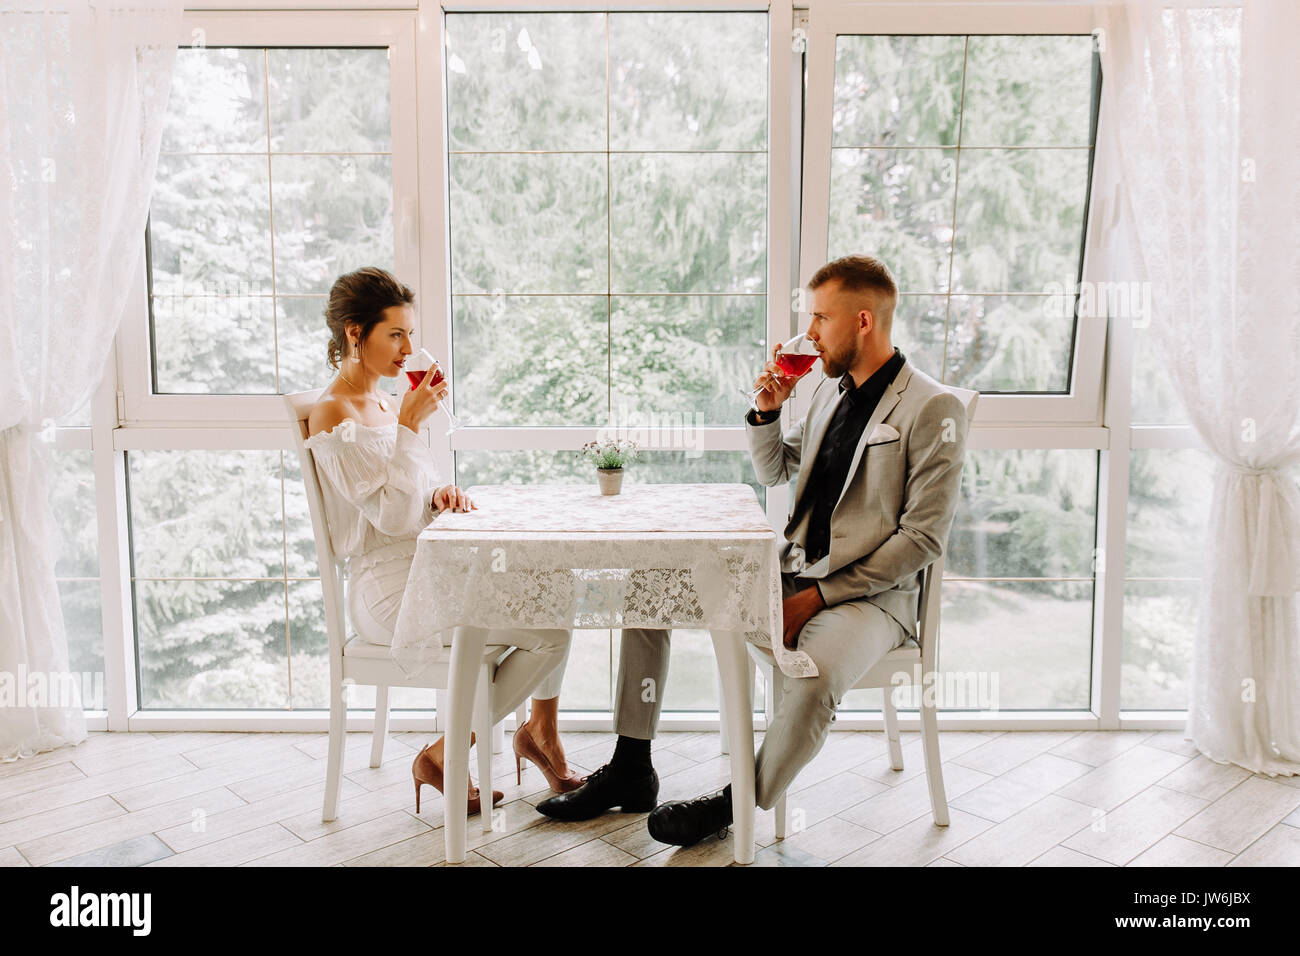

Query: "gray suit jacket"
left=746, top=361, right=968, bottom=638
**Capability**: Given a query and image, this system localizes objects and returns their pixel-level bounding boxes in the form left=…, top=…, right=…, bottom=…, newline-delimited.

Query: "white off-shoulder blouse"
left=303, top=421, right=441, bottom=560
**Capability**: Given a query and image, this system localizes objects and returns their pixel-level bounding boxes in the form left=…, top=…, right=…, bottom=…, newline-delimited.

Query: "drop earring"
left=350, top=339, right=361, bottom=364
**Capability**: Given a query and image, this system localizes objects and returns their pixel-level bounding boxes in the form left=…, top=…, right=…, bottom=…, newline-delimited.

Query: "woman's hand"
left=397, top=364, right=450, bottom=434
left=434, top=484, right=477, bottom=513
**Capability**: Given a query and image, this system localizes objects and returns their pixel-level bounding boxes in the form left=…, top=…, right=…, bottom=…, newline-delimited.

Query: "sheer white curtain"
left=1099, top=0, right=1300, bottom=774
left=0, top=0, right=182, bottom=760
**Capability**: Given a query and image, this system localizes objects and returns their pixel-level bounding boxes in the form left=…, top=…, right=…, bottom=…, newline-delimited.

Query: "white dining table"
left=389, top=481, right=818, bottom=865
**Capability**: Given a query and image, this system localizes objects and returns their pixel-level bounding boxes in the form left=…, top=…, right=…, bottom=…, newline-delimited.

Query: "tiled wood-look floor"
left=1, top=729, right=1298, bottom=867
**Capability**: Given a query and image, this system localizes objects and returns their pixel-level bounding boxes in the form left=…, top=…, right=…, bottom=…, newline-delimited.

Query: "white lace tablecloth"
left=389, top=483, right=818, bottom=679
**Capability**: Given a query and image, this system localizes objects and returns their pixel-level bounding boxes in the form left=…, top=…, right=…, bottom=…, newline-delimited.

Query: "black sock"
left=610, top=734, right=652, bottom=772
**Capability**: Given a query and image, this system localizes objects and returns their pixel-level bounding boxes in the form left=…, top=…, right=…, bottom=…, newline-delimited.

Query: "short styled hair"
left=808, top=255, right=898, bottom=331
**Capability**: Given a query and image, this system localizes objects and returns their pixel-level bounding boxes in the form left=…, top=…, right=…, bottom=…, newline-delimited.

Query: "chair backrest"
left=915, top=386, right=980, bottom=672
left=283, top=389, right=350, bottom=659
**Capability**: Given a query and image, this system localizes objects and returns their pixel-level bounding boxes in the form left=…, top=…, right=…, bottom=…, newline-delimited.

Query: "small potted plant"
left=582, top=438, right=639, bottom=495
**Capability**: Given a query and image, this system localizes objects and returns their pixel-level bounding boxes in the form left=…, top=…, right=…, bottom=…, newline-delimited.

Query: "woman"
left=304, top=266, right=581, bottom=814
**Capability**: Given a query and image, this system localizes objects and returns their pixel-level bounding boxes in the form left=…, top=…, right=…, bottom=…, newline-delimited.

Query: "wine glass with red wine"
left=739, top=333, right=821, bottom=411
left=405, top=348, right=463, bottom=434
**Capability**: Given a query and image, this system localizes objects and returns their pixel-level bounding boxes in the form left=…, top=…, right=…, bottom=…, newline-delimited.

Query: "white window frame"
left=117, top=11, right=423, bottom=431
left=792, top=0, right=1108, bottom=428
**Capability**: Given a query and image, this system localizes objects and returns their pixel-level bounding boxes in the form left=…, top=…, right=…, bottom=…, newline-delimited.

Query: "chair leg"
left=370, top=684, right=390, bottom=769
left=322, top=679, right=347, bottom=822
left=492, top=718, right=506, bottom=755
left=919, top=691, right=949, bottom=826
left=771, top=673, right=786, bottom=840
left=882, top=685, right=904, bottom=771
left=474, top=664, right=495, bottom=834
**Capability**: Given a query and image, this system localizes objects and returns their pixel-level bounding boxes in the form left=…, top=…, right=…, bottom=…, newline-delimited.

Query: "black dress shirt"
left=801, top=348, right=905, bottom=567
left=749, top=349, right=906, bottom=574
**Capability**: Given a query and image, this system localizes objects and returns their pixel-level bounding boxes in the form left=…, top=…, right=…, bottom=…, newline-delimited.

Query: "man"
left=537, top=255, right=969, bottom=846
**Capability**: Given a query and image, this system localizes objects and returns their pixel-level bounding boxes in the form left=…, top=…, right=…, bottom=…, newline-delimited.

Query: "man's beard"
left=822, top=338, right=860, bottom=378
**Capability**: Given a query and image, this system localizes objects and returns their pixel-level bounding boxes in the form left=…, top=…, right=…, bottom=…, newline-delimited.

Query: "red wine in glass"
left=740, top=333, right=821, bottom=410
left=404, top=367, right=445, bottom=389
left=405, top=349, right=461, bottom=434
left=775, top=352, right=818, bottom=378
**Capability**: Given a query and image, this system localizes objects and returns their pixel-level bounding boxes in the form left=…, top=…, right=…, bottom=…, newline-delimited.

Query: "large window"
left=801, top=6, right=1105, bottom=713
left=147, top=45, right=394, bottom=396
left=121, top=13, right=422, bottom=712
left=54, top=2, right=1215, bottom=731
left=827, top=34, right=1097, bottom=394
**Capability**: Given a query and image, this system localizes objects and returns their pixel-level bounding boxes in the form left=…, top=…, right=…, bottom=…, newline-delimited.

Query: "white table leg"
left=711, top=629, right=755, bottom=865
left=444, top=626, right=487, bottom=865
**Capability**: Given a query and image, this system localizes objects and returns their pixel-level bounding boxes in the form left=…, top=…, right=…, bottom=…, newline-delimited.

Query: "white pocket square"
left=866, top=423, right=900, bottom=445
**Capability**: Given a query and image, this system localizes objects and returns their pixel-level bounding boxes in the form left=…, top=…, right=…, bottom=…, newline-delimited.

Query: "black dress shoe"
left=646, top=784, right=733, bottom=847
left=534, top=762, right=659, bottom=822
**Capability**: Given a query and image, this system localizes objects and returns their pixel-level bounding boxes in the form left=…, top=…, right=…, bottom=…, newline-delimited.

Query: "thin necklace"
left=339, top=369, right=389, bottom=412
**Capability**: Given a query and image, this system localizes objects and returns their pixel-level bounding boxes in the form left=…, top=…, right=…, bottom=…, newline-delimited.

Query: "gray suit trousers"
left=613, top=573, right=907, bottom=809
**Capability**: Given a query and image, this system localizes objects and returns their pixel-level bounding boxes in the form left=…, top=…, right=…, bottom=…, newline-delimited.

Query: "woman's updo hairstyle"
left=324, top=266, right=416, bottom=370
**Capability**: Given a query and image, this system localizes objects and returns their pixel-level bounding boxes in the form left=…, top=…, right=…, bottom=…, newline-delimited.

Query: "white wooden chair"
left=283, top=389, right=521, bottom=828
left=748, top=386, right=979, bottom=836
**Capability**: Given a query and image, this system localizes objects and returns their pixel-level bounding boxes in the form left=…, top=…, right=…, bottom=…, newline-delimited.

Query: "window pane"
left=951, top=148, right=1090, bottom=294
left=944, top=294, right=1073, bottom=392
left=1122, top=449, right=1212, bottom=710
left=827, top=33, right=1097, bottom=393
left=939, top=580, right=1093, bottom=709
left=148, top=47, right=394, bottom=394
left=610, top=153, right=766, bottom=294
left=152, top=294, right=277, bottom=394
left=892, top=294, right=948, bottom=380
left=1126, top=448, right=1213, bottom=579
left=445, top=12, right=606, bottom=151
left=661, top=630, right=723, bottom=712
left=1130, top=330, right=1189, bottom=425
left=553, top=629, right=613, bottom=712
left=267, top=48, right=390, bottom=152
left=161, top=47, right=267, bottom=153
left=149, top=154, right=274, bottom=296
left=270, top=154, right=394, bottom=295
left=452, top=294, right=608, bottom=427
left=610, top=294, right=763, bottom=426
left=128, top=450, right=289, bottom=578
left=609, top=12, right=767, bottom=150
left=136, top=579, right=290, bottom=708
left=828, top=148, right=956, bottom=294
left=56, top=580, right=105, bottom=710
left=277, top=295, right=332, bottom=395
left=960, top=36, right=1095, bottom=147
left=833, top=35, right=965, bottom=147
left=1122, top=581, right=1196, bottom=710
left=288, top=578, right=329, bottom=709
left=49, top=450, right=99, bottom=578
left=947, top=449, right=1098, bottom=579
left=450, top=153, right=607, bottom=294
left=48, top=450, right=104, bottom=709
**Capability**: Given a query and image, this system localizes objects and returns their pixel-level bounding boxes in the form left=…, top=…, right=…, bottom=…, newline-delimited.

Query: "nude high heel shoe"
left=512, top=724, right=584, bottom=793
left=412, top=742, right=504, bottom=815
